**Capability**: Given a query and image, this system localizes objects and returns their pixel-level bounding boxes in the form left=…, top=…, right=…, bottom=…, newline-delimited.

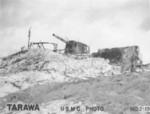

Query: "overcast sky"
left=0, top=0, right=150, bottom=63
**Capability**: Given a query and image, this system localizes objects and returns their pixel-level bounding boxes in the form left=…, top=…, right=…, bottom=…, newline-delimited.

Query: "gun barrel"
left=52, top=33, right=67, bottom=43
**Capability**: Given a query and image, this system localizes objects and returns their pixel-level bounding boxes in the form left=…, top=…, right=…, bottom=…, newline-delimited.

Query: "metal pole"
left=28, top=27, right=31, bottom=49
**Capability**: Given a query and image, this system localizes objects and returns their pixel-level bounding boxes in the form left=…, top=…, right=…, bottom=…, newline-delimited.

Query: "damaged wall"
left=92, top=45, right=142, bottom=73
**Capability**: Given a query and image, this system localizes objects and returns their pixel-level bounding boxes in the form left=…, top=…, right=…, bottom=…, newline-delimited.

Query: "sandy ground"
left=0, top=49, right=150, bottom=114
left=0, top=71, right=150, bottom=114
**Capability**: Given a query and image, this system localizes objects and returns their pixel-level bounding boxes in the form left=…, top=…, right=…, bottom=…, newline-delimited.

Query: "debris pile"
left=0, top=49, right=120, bottom=76
left=0, top=49, right=120, bottom=97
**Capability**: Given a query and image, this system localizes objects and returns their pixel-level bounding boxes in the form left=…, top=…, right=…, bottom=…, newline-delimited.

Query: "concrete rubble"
left=0, top=49, right=121, bottom=97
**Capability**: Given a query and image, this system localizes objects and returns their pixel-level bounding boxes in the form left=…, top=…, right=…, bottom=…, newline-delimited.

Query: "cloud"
left=140, top=17, right=150, bottom=31
left=0, top=0, right=150, bottom=63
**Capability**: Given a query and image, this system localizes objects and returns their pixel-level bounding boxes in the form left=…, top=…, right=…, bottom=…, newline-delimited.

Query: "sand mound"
left=0, top=49, right=120, bottom=75
left=0, top=49, right=124, bottom=114
left=0, top=49, right=121, bottom=97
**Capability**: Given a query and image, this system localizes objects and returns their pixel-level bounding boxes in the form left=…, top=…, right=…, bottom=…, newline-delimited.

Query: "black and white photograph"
left=0, top=0, right=150, bottom=114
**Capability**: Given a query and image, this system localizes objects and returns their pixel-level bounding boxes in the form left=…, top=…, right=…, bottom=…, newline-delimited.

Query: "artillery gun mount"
left=52, top=33, right=90, bottom=55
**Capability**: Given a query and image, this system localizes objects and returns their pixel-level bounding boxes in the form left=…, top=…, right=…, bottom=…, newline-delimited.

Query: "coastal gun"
left=52, top=33, right=90, bottom=55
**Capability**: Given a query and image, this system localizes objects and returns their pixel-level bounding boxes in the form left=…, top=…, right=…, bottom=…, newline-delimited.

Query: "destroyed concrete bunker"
left=92, top=45, right=140, bottom=63
left=92, top=45, right=142, bottom=72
